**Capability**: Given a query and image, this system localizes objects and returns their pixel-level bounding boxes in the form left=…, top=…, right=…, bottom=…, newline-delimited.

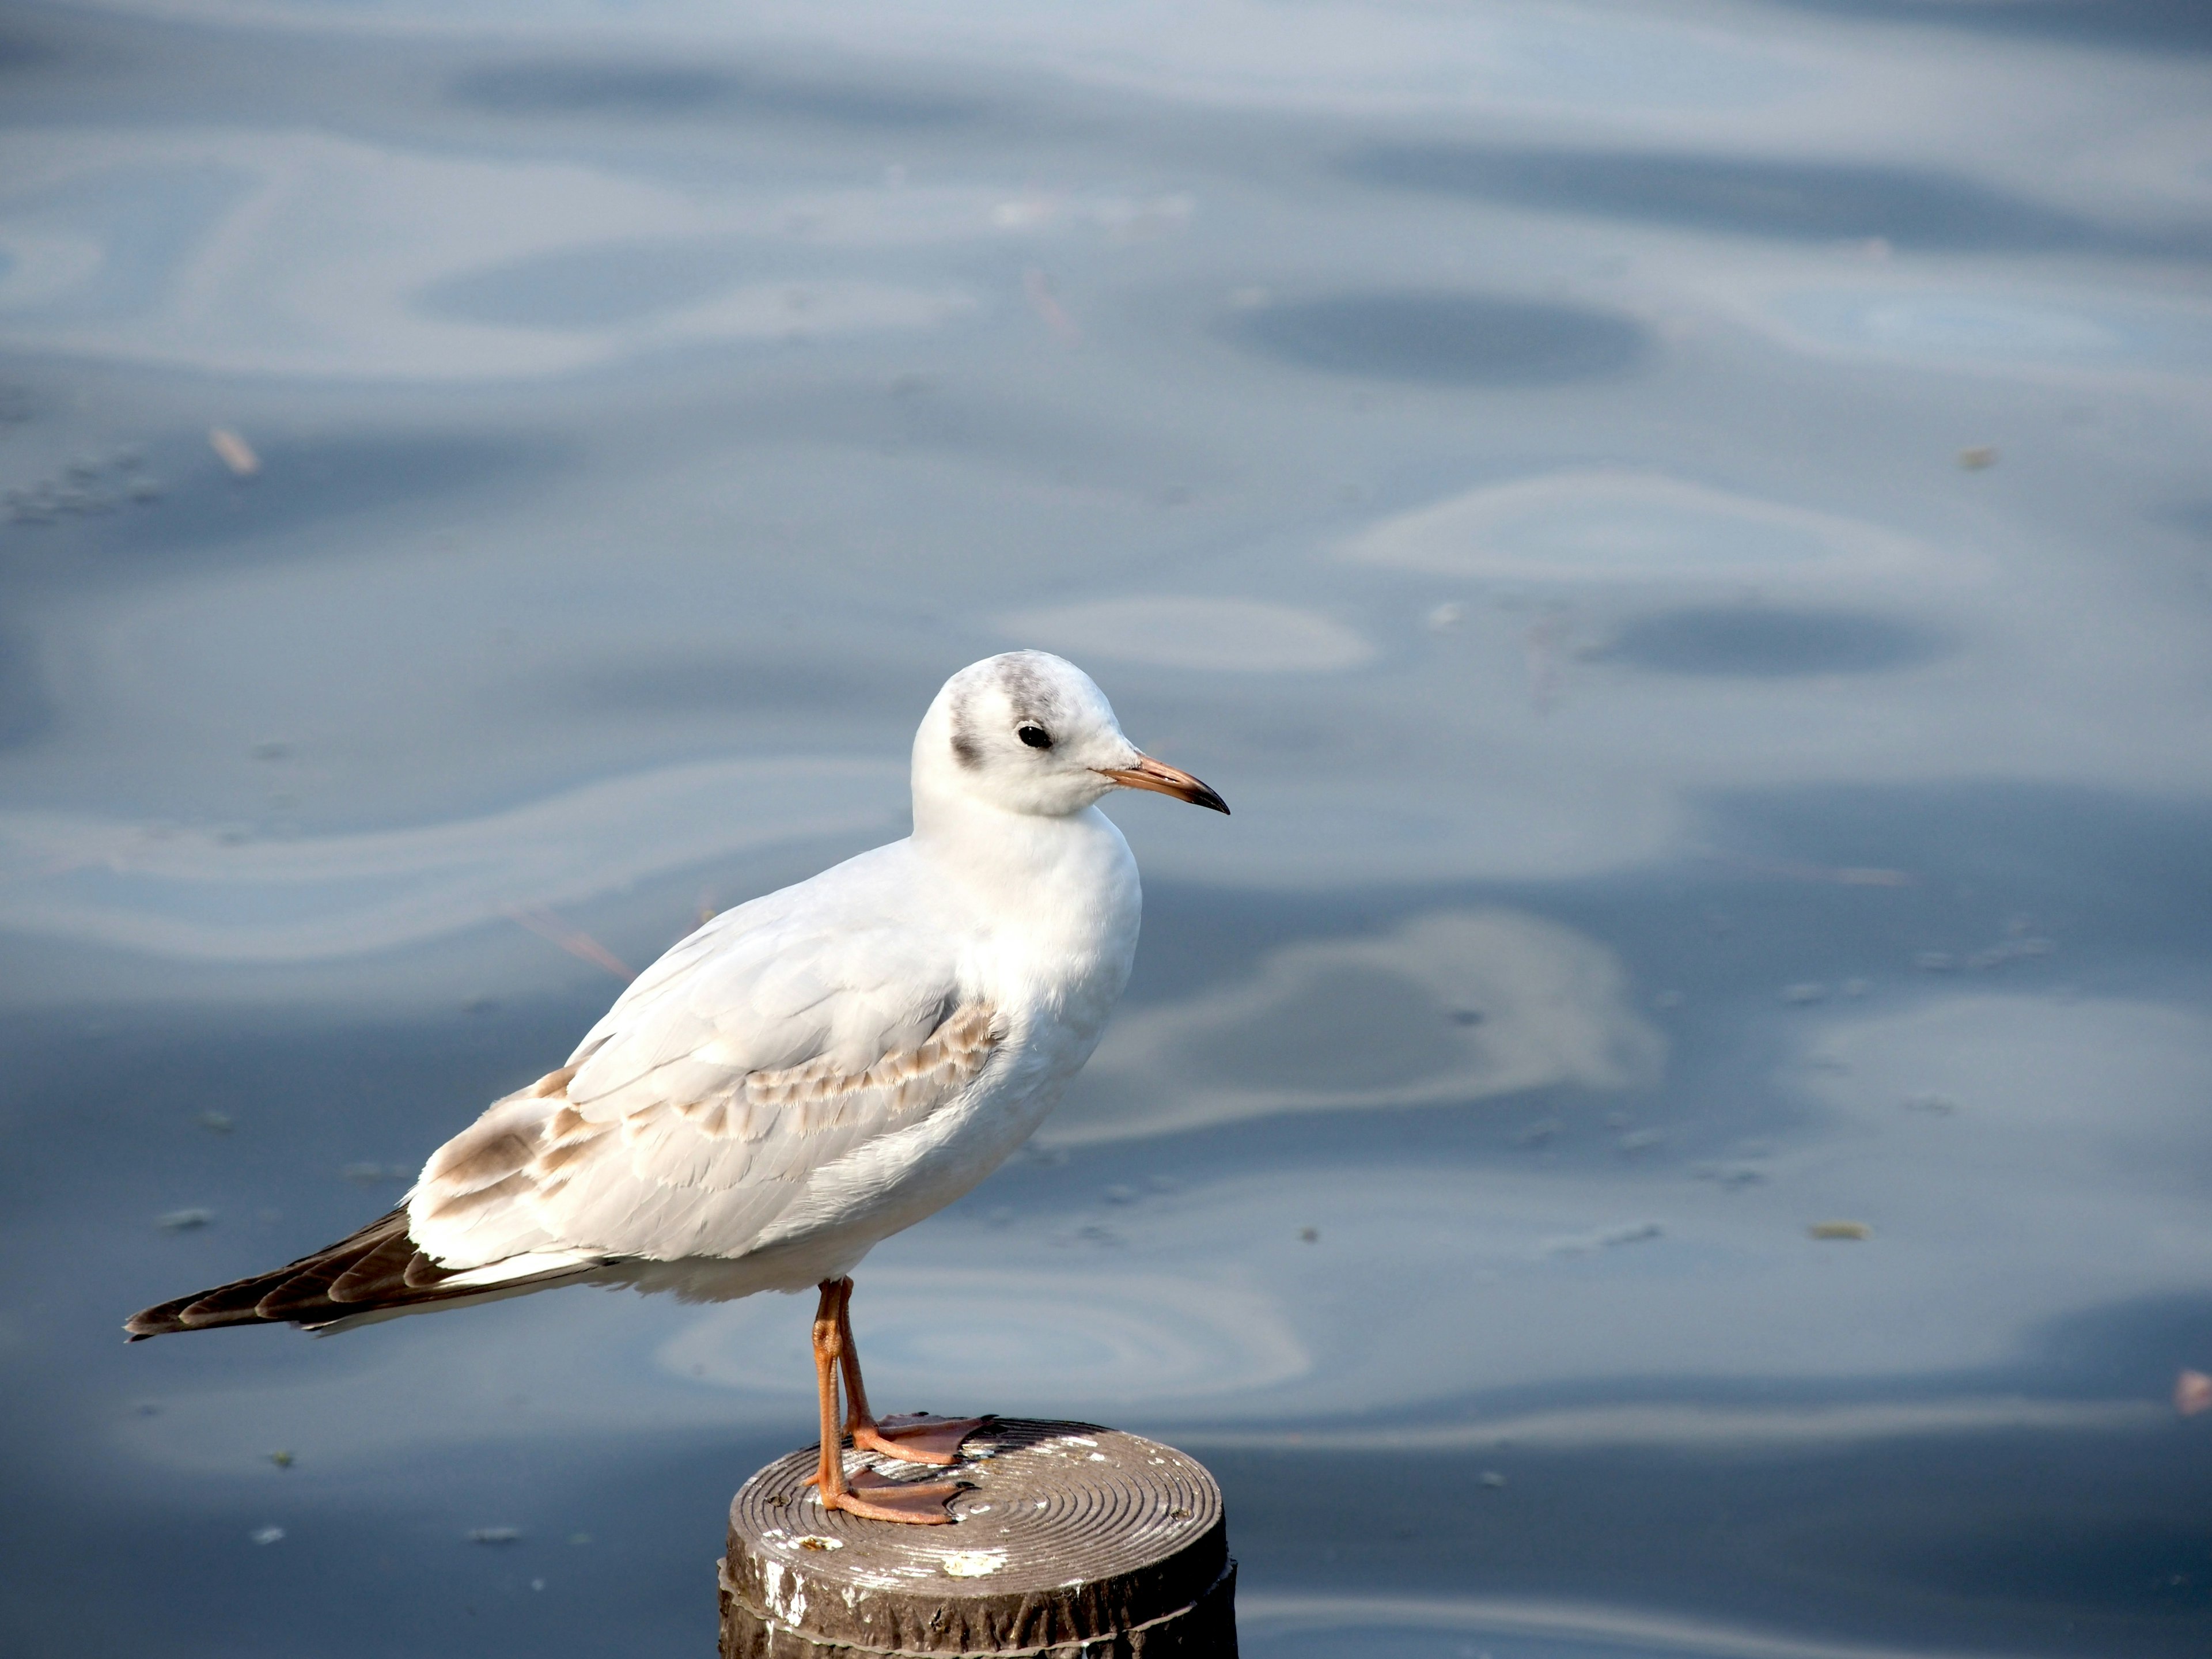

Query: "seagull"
left=125, top=651, right=1227, bottom=1524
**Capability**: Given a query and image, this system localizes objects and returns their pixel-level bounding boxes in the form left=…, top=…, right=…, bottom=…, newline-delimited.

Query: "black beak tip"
left=1192, top=783, right=1230, bottom=816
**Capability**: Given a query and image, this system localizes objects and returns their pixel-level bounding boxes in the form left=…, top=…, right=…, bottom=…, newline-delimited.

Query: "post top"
left=723, top=1419, right=1231, bottom=1655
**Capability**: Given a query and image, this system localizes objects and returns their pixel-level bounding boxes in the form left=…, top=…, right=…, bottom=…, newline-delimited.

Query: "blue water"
left=2, top=3, right=2209, bottom=1654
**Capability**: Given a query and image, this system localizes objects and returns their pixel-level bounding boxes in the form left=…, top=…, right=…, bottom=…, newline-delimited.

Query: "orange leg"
left=808, top=1278, right=968, bottom=1524
left=834, top=1277, right=994, bottom=1466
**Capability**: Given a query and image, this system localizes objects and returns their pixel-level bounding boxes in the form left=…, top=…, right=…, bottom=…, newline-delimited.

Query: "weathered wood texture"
left=720, top=1419, right=1236, bottom=1657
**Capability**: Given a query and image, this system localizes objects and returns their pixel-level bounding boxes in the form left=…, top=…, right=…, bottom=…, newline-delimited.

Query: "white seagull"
left=127, top=651, right=1227, bottom=1523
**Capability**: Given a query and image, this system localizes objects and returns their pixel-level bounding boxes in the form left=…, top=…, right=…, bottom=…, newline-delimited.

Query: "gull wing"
left=410, top=886, right=999, bottom=1271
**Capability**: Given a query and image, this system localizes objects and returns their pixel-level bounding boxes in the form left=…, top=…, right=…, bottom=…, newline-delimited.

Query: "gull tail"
left=123, top=1207, right=604, bottom=1339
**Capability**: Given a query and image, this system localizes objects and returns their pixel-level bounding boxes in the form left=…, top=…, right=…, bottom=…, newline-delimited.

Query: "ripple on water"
left=1343, top=469, right=1928, bottom=586
left=418, top=237, right=755, bottom=329
left=1600, top=608, right=1950, bottom=678
left=658, top=1267, right=1309, bottom=1410
left=1228, top=292, right=1648, bottom=386
left=451, top=60, right=981, bottom=127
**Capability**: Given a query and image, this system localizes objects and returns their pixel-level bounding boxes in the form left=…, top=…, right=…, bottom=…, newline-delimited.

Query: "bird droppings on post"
left=721, top=1419, right=1234, bottom=1656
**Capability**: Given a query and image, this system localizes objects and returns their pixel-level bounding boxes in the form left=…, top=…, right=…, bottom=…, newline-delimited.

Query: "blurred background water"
left=2, top=2, right=2210, bottom=1654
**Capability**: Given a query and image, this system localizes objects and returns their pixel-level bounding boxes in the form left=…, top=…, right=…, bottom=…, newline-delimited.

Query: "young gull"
left=125, top=650, right=1228, bottom=1524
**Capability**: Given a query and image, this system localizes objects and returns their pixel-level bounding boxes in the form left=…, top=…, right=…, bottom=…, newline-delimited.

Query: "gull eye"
left=1017, top=723, right=1053, bottom=749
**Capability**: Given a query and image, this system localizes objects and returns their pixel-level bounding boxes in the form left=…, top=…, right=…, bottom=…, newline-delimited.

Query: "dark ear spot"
left=949, top=697, right=983, bottom=769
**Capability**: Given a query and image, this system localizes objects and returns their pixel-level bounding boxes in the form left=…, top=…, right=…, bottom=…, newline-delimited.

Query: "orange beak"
left=1095, top=755, right=1230, bottom=815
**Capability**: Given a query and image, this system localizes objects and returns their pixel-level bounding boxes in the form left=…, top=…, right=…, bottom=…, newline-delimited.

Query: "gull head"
left=915, top=650, right=1228, bottom=820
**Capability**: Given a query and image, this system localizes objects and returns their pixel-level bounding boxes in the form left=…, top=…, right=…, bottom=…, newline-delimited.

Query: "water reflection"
left=997, top=597, right=1373, bottom=673
left=1229, top=293, right=1648, bottom=386
left=1057, top=909, right=1663, bottom=1143
left=0, top=758, right=902, bottom=965
left=1347, top=145, right=2205, bottom=256
left=1771, top=286, right=2212, bottom=374
left=1773, top=0, right=2212, bottom=54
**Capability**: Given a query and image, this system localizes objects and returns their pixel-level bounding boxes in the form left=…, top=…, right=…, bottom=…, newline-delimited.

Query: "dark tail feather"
left=125, top=1208, right=478, bottom=1339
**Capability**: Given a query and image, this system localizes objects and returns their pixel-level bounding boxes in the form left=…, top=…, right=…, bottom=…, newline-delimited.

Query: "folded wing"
left=410, top=897, right=1000, bottom=1270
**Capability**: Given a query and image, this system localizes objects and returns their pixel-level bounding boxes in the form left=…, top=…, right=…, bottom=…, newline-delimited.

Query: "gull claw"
left=821, top=1466, right=969, bottom=1525
left=854, top=1412, right=994, bottom=1467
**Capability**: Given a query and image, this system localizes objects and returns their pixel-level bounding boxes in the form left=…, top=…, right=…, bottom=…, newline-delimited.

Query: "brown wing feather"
left=123, top=1209, right=484, bottom=1338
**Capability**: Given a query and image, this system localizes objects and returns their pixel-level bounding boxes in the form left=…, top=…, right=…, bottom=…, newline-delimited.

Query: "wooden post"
left=719, top=1418, right=1236, bottom=1656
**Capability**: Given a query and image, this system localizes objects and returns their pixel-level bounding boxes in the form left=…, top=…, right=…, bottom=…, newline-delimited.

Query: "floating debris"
left=1956, top=445, right=1999, bottom=471
left=2175, top=1370, right=2212, bottom=1418
left=1904, top=1092, right=1960, bottom=1115
left=1101, top=1185, right=1136, bottom=1206
left=1448, top=1007, right=1484, bottom=1026
left=569, top=1533, right=593, bottom=1546
left=1808, top=1220, right=1872, bottom=1241
left=1297, top=1226, right=1320, bottom=1244
left=209, top=426, right=260, bottom=478
left=467, top=1527, right=522, bottom=1545
left=1840, top=978, right=1870, bottom=998
left=157, top=1208, right=213, bottom=1232
left=1616, top=1128, right=1665, bottom=1154
left=251, top=1527, right=285, bottom=1546
left=268, top=1451, right=294, bottom=1469
left=1513, top=1117, right=1564, bottom=1147
left=1782, top=982, right=1827, bottom=1005
left=1425, top=601, right=1465, bottom=631
left=196, top=1111, right=235, bottom=1134
left=1478, top=1470, right=1508, bottom=1488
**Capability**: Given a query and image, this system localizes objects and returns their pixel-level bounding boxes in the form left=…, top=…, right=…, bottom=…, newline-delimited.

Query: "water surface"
left=2, top=3, right=2209, bottom=1654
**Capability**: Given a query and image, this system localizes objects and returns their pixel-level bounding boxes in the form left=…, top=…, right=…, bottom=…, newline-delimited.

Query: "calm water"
left=3, top=3, right=2210, bottom=1654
